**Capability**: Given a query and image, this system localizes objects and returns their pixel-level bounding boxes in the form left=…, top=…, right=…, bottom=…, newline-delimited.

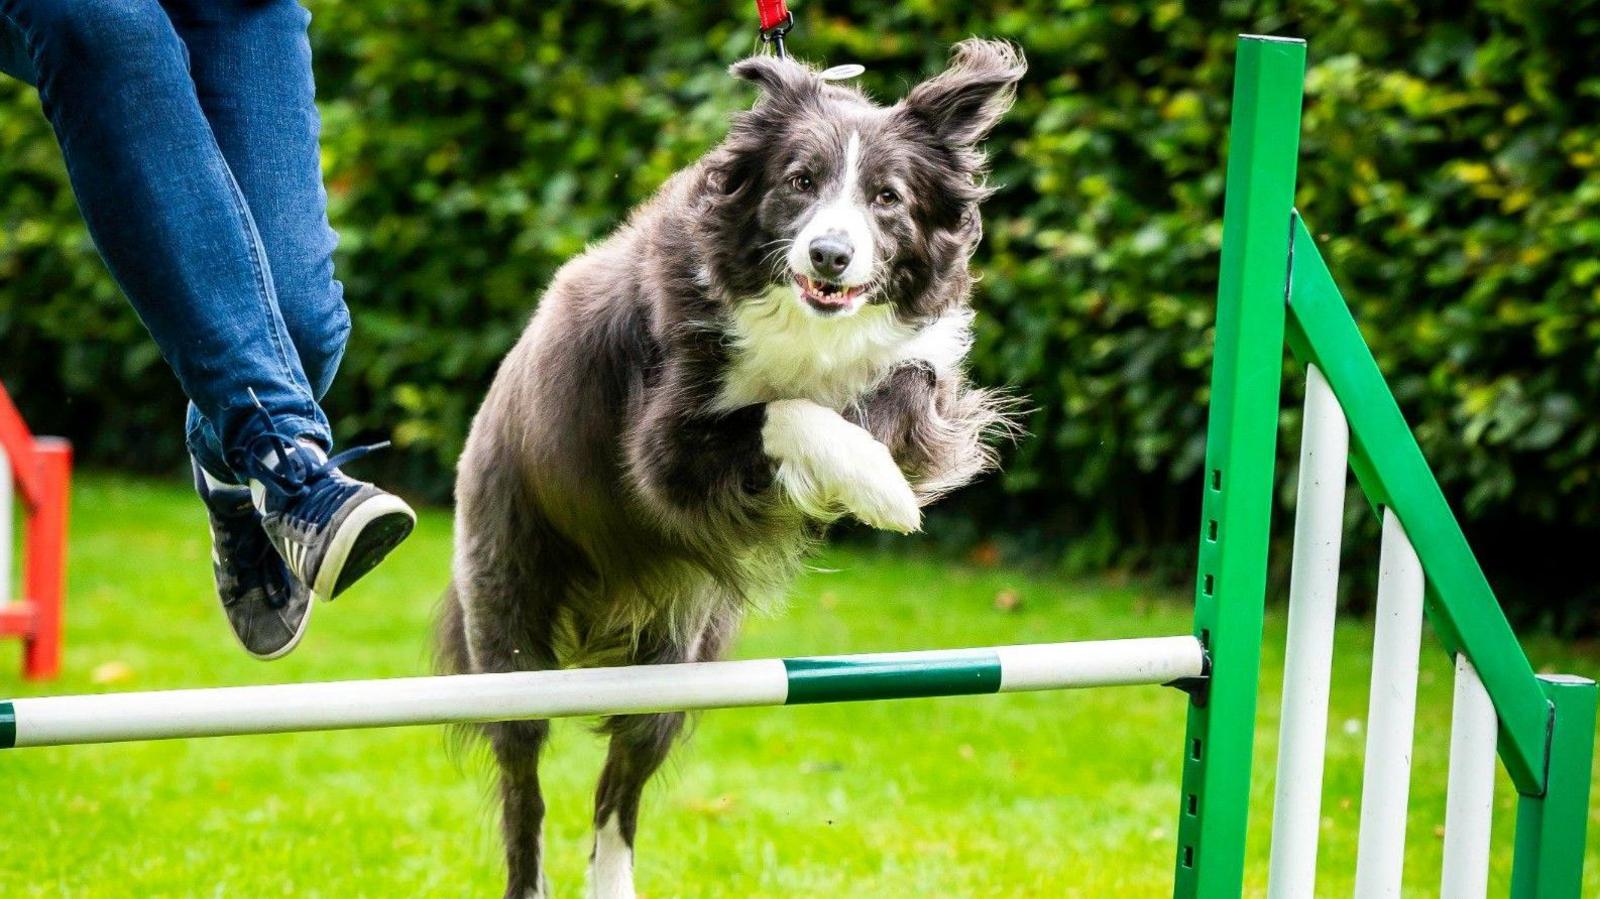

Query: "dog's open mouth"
left=794, top=274, right=869, bottom=313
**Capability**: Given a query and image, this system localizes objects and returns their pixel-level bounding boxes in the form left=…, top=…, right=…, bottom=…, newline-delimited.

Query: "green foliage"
left=3, top=2, right=1599, bottom=616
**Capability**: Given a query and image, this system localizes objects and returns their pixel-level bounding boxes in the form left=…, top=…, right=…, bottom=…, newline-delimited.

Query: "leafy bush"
left=3, top=1, right=1598, bottom=622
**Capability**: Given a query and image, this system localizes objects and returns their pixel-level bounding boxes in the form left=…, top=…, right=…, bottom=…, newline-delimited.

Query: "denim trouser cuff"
left=187, top=405, right=330, bottom=486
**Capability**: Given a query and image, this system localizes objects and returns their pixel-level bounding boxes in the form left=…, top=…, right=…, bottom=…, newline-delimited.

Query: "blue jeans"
left=0, top=0, right=348, bottom=482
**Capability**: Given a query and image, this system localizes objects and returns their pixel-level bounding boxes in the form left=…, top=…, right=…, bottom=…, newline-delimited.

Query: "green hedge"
left=3, top=2, right=1598, bottom=621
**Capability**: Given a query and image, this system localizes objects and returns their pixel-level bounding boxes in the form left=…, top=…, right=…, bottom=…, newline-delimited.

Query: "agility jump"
left=0, top=637, right=1203, bottom=749
left=4, top=36, right=1593, bottom=898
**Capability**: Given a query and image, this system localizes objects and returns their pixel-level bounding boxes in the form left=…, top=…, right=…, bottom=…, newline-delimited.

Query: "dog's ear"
left=730, top=54, right=821, bottom=105
left=901, top=39, right=1026, bottom=146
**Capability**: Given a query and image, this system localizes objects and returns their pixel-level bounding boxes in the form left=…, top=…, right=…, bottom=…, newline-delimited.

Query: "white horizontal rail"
left=1353, top=509, right=1426, bottom=898
left=1267, top=364, right=1349, bottom=899
left=0, top=636, right=1205, bottom=749
left=1440, top=654, right=1496, bottom=898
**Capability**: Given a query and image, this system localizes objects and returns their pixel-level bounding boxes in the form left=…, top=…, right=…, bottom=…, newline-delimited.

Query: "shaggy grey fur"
left=439, top=39, right=1026, bottom=898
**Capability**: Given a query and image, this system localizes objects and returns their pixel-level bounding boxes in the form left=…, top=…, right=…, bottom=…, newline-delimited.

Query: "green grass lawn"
left=1, top=475, right=1596, bottom=897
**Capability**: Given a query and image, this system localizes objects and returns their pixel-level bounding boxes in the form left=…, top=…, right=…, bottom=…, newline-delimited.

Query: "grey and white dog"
left=439, top=39, right=1027, bottom=899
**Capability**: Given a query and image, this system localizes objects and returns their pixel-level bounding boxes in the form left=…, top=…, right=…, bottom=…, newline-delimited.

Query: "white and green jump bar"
left=0, top=636, right=1205, bottom=749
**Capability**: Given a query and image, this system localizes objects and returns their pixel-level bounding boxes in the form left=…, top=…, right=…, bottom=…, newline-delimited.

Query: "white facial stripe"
left=841, top=130, right=861, bottom=198
left=788, top=130, right=876, bottom=288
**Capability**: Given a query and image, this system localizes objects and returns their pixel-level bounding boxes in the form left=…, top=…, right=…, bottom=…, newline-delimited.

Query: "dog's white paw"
left=840, top=447, right=922, bottom=533
left=762, top=399, right=922, bottom=534
left=586, top=814, right=635, bottom=899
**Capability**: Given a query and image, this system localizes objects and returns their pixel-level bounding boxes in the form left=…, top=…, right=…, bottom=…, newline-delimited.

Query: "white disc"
left=820, top=63, right=865, bottom=81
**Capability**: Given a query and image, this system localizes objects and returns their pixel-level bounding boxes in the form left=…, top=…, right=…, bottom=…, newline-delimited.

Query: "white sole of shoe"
left=311, top=492, right=417, bottom=602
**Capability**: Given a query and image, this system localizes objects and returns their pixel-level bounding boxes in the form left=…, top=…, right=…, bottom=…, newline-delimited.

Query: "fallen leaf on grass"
left=968, top=540, right=1001, bottom=567
left=684, top=794, right=737, bottom=816
left=91, top=660, right=134, bottom=684
left=67, top=795, right=101, bottom=813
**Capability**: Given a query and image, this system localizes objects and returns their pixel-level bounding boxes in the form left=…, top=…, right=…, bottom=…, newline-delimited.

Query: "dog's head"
left=698, top=39, right=1026, bottom=322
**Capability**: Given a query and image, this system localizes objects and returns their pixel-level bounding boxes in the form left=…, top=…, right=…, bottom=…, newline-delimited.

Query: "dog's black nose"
left=808, top=236, right=853, bottom=278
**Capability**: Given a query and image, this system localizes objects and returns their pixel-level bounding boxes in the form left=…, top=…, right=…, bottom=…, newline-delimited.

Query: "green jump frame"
left=1175, top=34, right=1595, bottom=899
left=1173, top=35, right=1304, bottom=897
left=2, top=34, right=1592, bottom=898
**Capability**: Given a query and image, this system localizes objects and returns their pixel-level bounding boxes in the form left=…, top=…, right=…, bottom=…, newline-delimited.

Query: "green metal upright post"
left=1173, top=35, right=1305, bottom=899
left=1511, top=675, right=1598, bottom=899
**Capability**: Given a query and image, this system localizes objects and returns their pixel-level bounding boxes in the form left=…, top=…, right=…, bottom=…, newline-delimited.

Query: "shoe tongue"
left=200, top=467, right=247, bottom=494
left=257, top=439, right=328, bottom=471
left=249, top=439, right=331, bottom=514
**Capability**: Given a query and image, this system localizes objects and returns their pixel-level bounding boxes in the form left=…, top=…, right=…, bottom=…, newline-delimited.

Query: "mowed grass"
left=1, top=475, right=1596, bottom=897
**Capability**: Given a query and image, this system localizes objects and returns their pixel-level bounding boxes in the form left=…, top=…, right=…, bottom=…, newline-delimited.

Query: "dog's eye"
left=790, top=174, right=814, bottom=193
left=874, top=188, right=901, bottom=207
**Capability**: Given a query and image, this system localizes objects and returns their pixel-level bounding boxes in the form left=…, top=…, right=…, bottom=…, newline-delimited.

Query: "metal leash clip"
left=758, top=10, right=795, bottom=58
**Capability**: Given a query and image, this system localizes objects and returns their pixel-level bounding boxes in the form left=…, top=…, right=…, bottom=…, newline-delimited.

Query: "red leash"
left=754, top=0, right=789, bottom=31
left=755, top=0, right=795, bottom=57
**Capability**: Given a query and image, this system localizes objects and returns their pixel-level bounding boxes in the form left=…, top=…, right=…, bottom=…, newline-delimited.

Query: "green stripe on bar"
left=0, top=701, right=14, bottom=749
left=783, top=650, right=1002, bottom=705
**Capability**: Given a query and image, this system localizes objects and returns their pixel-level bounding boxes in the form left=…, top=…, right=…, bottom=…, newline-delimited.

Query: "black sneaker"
left=193, top=459, right=313, bottom=660
left=240, top=423, right=416, bottom=602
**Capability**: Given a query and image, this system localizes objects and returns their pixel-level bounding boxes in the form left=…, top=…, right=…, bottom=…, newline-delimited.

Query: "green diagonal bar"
left=0, top=701, right=13, bottom=749
left=1284, top=214, right=1550, bottom=793
left=1173, top=34, right=1304, bottom=899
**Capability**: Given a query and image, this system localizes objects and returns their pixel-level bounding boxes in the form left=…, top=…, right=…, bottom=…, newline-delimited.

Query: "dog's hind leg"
left=472, top=595, right=559, bottom=899
left=586, top=616, right=735, bottom=899
left=453, top=520, right=571, bottom=896
left=588, top=710, right=682, bottom=899
left=453, top=431, right=595, bottom=897
left=490, top=716, right=554, bottom=899
left=465, top=579, right=558, bottom=899
left=468, top=582, right=562, bottom=899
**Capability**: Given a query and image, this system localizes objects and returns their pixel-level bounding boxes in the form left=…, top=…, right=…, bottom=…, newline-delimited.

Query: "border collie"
left=439, top=39, right=1027, bottom=899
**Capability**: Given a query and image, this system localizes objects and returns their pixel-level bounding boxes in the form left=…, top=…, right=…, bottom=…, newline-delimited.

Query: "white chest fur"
left=713, top=287, right=972, bottom=413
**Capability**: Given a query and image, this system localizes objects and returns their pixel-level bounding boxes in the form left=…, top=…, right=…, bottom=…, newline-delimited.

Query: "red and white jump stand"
left=0, top=382, right=70, bottom=680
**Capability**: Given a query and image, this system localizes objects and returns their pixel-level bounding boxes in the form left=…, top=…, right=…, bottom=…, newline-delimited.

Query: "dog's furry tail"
left=434, top=582, right=484, bottom=759
left=434, top=580, right=470, bottom=675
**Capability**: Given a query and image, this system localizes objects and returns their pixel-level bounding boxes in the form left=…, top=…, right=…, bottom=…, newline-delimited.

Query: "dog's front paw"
left=762, top=399, right=922, bottom=533
left=838, top=445, right=922, bottom=534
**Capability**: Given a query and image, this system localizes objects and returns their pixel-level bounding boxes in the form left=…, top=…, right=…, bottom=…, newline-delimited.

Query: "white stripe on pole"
left=1267, top=364, right=1349, bottom=899
left=1440, top=654, right=1496, bottom=898
left=8, top=637, right=1205, bottom=748
left=12, top=659, right=790, bottom=748
left=995, top=636, right=1204, bottom=691
left=0, top=443, right=11, bottom=602
left=1352, top=509, right=1426, bottom=898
